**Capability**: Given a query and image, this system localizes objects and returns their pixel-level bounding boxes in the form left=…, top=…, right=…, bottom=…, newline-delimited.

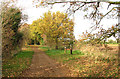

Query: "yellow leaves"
left=112, top=25, right=114, bottom=29
left=113, top=8, right=117, bottom=11
left=40, top=1, right=44, bottom=5
left=64, top=31, right=68, bottom=35
left=29, top=11, right=74, bottom=46
left=87, top=34, right=90, bottom=37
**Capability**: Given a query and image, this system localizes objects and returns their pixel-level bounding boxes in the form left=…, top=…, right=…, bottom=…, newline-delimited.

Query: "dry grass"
left=107, top=44, right=119, bottom=47
left=69, top=44, right=119, bottom=77
left=38, top=45, right=119, bottom=77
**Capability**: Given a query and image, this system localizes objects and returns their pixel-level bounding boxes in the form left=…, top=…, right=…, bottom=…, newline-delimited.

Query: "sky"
left=15, top=0, right=119, bottom=40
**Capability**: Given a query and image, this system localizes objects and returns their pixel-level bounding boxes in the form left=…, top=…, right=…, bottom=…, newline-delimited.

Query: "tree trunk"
left=103, top=39, right=108, bottom=52
left=70, top=45, right=72, bottom=54
left=55, top=37, right=58, bottom=50
left=70, top=48, right=72, bottom=54
left=117, top=38, right=119, bottom=43
left=56, top=45, right=58, bottom=50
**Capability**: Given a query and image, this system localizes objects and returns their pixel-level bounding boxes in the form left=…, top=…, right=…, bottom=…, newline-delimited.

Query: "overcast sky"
left=15, top=0, right=119, bottom=40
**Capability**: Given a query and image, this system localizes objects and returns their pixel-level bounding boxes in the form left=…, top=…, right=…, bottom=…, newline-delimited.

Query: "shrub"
left=1, top=2, right=23, bottom=58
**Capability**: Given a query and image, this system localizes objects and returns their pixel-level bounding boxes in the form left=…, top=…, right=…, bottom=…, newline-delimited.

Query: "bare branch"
left=96, top=7, right=116, bottom=27
left=41, top=0, right=120, bottom=5
left=46, top=1, right=97, bottom=4
left=107, top=3, right=111, bottom=10
left=73, top=3, right=86, bottom=13
left=92, top=2, right=100, bottom=18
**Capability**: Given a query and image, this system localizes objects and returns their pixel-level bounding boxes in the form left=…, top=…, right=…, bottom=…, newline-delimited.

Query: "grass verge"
left=40, top=46, right=84, bottom=63
left=2, top=50, right=34, bottom=77
left=46, top=49, right=84, bottom=63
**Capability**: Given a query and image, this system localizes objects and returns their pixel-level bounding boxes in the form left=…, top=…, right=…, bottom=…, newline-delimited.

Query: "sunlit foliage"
left=30, top=11, right=75, bottom=49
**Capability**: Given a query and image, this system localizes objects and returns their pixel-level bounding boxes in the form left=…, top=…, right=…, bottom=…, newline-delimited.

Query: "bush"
left=1, top=2, right=23, bottom=58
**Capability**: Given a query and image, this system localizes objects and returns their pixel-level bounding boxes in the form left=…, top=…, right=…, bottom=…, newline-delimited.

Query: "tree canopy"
left=30, top=11, right=75, bottom=49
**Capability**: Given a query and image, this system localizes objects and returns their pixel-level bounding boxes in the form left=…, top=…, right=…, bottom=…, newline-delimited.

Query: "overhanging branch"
left=41, top=0, right=120, bottom=5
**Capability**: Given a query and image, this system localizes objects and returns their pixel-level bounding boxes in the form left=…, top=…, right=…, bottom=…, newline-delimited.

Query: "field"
left=40, top=44, right=119, bottom=77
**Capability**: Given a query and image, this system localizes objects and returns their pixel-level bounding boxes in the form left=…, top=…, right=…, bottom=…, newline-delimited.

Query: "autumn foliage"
left=1, top=2, right=23, bottom=58
left=29, top=11, right=75, bottom=49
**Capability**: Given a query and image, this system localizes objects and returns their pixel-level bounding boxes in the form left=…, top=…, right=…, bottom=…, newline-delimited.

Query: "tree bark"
left=55, top=37, right=58, bottom=50
left=70, top=45, right=72, bottom=54
left=56, top=45, right=58, bottom=50
left=70, top=48, right=72, bottom=54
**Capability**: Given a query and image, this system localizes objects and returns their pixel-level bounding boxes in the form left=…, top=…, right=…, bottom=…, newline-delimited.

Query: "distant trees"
left=78, top=23, right=119, bottom=45
left=20, top=23, right=32, bottom=45
left=30, top=11, right=75, bottom=49
left=1, top=2, right=24, bottom=58
left=107, top=39, right=117, bottom=44
left=20, top=23, right=42, bottom=46
left=29, top=20, right=44, bottom=45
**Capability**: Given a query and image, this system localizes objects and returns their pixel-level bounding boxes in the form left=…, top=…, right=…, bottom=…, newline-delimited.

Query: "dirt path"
left=20, top=47, right=72, bottom=77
